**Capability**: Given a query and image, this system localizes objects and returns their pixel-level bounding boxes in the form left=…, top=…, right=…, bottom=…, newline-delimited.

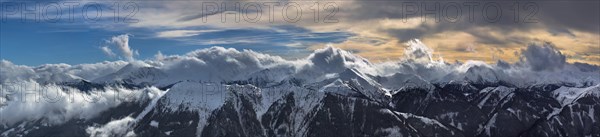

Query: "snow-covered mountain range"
left=1, top=40, right=598, bottom=137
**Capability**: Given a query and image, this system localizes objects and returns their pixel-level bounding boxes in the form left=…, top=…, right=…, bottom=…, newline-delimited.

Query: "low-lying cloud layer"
left=0, top=80, right=162, bottom=126
left=3, top=39, right=598, bottom=86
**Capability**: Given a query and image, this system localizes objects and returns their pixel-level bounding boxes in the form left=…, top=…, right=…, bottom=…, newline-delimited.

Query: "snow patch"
left=149, top=121, right=159, bottom=128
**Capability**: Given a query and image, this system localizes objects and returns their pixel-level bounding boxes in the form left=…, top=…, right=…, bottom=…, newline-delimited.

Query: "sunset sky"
left=1, top=0, right=598, bottom=65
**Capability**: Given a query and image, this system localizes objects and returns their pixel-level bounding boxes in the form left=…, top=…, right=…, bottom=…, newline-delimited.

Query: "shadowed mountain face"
left=1, top=41, right=599, bottom=137
left=2, top=80, right=598, bottom=137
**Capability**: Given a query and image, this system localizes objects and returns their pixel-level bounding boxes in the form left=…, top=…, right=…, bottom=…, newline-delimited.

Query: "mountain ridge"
left=1, top=40, right=599, bottom=137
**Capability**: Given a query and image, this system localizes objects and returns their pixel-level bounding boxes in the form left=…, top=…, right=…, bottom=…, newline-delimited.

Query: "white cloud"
left=86, top=116, right=136, bottom=137
left=107, top=34, right=136, bottom=61
left=154, top=51, right=165, bottom=61
left=100, top=46, right=117, bottom=58
left=156, top=30, right=221, bottom=38
left=155, top=46, right=294, bottom=84
left=1, top=60, right=128, bottom=83
left=0, top=80, right=164, bottom=126
left=65, top=61, right=129, bottom=81
left=404, top=39, right=435, bottom=63
left=0, top=60, right=37, bottom=83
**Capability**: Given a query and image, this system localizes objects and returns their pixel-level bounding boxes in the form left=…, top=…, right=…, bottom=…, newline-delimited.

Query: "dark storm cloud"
left=520, top=42, right=567, bottom=71
left=385, top=28, right=428, bottom=42
left=345, top=0, right=599, bottom=44
left=538, top=1, right=600, bottom=33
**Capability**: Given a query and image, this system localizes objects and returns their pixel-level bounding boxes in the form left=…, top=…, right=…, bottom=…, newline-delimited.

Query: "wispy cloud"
left=100, top=46, right=117, bottom=58
left=156, top=30, right=221, bottom=38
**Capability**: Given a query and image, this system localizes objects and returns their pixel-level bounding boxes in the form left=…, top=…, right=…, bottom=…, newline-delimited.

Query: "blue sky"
left=1, top=17, right=350, bottom=66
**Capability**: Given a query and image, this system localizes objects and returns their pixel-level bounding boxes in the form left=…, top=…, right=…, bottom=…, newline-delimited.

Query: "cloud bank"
left=1, top=39, right=598, bottom=128
left=0, top=80, right=163, bottom=126
left=4, top=39, right=597, bottom=87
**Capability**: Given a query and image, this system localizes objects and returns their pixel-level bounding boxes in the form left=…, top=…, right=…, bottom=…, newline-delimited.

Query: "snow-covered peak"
left=377, top=72, right=434, bottom=92
left=92, top=62, right=166, bottom=85
left=551, top=84, right=600, bottom=106
left=160, top=82, right=229, bottom=112
left=338, top=68, right=391, bottom=103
